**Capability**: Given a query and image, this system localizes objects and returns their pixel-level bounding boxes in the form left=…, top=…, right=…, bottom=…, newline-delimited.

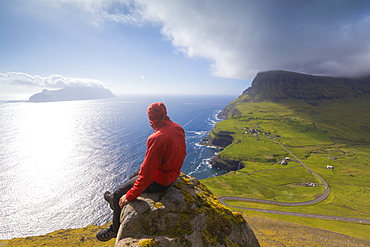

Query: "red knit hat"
left=147, top=102, right=169, bottom=121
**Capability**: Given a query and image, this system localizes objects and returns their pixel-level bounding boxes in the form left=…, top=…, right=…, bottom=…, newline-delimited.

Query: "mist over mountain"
left=29, top=86, right=116, bottom=102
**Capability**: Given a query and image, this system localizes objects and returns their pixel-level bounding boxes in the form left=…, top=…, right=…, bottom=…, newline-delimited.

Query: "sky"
left=1, top=0, right=370, bottom=99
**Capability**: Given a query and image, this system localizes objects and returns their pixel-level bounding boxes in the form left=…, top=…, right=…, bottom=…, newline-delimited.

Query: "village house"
left=280, top=159, right=288, bottom=165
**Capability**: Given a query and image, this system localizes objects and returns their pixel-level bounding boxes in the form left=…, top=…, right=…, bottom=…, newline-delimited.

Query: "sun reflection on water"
left=0, top=100, right=124, bottom=239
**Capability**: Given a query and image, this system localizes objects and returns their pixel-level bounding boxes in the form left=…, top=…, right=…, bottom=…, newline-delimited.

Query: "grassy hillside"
left=202, top=98, right=370, bottom=244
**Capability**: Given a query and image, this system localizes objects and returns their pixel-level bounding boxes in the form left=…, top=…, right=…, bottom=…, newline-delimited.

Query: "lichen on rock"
left=115, top=173, right=260, bottom=247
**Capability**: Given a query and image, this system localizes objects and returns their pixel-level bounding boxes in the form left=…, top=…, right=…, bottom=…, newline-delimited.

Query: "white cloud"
left=0, top=72, right=104, bottom=88
left=53, top=0, right=147, bottom=26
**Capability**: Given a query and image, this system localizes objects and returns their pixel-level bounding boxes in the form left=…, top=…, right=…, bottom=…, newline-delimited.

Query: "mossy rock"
left=115, top=173, right=260, bottom=247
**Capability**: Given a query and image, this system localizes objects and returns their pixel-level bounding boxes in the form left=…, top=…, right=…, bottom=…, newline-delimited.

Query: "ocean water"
left=0, top=94, right=236, bottom=239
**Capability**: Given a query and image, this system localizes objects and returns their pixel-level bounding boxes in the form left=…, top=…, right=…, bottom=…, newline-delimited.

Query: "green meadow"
left=202, top=98, right=370, bottom=243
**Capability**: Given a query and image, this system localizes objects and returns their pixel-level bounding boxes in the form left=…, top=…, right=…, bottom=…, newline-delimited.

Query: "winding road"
left=218, top=139, right=370, bottom=224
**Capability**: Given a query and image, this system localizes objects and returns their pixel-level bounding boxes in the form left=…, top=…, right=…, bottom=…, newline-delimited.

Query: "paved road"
left=218, top=139, right=370, bottom=224
left=275, top=139, right=331, bottom=205
left=218, top=197, right=370, bottom=224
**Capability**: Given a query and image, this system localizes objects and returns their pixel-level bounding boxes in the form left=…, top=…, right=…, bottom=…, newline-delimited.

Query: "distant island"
left=29, top=86, right=116, bottom=102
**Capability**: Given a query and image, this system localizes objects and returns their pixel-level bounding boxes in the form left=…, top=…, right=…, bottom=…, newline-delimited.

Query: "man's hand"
left=119, top=194, right=128, bottom=208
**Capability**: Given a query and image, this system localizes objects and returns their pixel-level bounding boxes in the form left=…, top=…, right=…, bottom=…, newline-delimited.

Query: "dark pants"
left=111, top=171, right=172, bottom=233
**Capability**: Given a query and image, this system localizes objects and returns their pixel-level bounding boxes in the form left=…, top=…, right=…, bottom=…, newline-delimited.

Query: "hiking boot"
left=96, top=225, right=117, bottom=242
left=104, top=191, right=114, bottom=210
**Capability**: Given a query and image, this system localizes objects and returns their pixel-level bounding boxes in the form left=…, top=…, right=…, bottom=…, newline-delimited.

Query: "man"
left=96, top=102, right=186, bottom=242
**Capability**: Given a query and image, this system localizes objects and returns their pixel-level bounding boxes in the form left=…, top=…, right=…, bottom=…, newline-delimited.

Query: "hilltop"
left=219, top=70, right=370, bottom=118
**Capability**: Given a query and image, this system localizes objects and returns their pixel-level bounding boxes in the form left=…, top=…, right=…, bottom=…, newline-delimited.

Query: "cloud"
left=41, top=0, right=370, bottom=79
left=53, top=0, right=146, bottom=26
left=136, top=0, right=370, bottom=79
left=0, top=72, right=104, bottom=88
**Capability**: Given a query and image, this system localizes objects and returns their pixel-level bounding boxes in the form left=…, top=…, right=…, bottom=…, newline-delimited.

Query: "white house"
left=280, top=159, right=288, bottom=165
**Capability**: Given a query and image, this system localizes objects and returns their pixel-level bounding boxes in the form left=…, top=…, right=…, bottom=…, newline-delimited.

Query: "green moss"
left=232, top=212, right=246, bottom=225
left=224, top=237, right=243, bottom=247
left=187, top=182, right=248, bottom=246
left=205, top=212, right=232, bottom=245
left=160, top=212, right=194, bottom=239
left=174, top=176, right=195, bottom=205
left=196, top=182, right=246, bottom=226
left=138, top=238, right=158, bottom=247
left=142, top=221, right=157, bottom=236
left=171, top=176, right=248, bottom=246
left=153, top=202, right=164, bottom=208
left=201, top=229, right=218, bottom=246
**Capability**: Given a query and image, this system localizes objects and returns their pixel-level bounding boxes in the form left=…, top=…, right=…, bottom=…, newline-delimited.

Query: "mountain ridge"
left=219, top=70, right=370, bottom=118
left=245, top=70, right=370, bottom=101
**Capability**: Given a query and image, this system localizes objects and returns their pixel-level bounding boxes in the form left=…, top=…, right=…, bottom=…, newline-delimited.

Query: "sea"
left=0, top=94, right=236, bottom=240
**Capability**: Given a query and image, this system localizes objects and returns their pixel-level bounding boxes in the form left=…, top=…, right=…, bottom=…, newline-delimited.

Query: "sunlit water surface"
left=0, top=95, right=235, bottom=239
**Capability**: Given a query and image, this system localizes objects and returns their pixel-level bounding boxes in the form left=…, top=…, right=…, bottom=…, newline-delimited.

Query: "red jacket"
left=125, top=119, right=186, bottom=201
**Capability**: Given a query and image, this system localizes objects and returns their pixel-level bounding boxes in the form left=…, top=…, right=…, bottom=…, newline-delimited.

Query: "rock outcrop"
left=209, top=156, right=245, bottom=172
left=200, top=129, right=235, bottom=148
left=115, top=173, right=260, bottom=247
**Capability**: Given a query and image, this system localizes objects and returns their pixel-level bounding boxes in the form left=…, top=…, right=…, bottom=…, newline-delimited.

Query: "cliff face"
left=201, top=130, right=235, bottom=148
left=245, top=70, right=370, bottom=101
left=209, top=156, right=245, bottom=172
left=218, top=70, right=370, bottom=118
left=116, top=173, right=260, bottom=247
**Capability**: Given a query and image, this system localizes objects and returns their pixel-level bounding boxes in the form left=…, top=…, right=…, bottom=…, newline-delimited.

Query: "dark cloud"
left=130, top=0, right=370, bottom=79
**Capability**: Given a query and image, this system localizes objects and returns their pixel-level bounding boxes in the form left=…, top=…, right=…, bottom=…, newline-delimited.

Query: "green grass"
left=202, top=98, right=370, bottom=242
left=235, top=211, right=370, bottom=246
left=0, top=223, right=115, bottom=247
left=204, top=165, right=323, bottom=202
